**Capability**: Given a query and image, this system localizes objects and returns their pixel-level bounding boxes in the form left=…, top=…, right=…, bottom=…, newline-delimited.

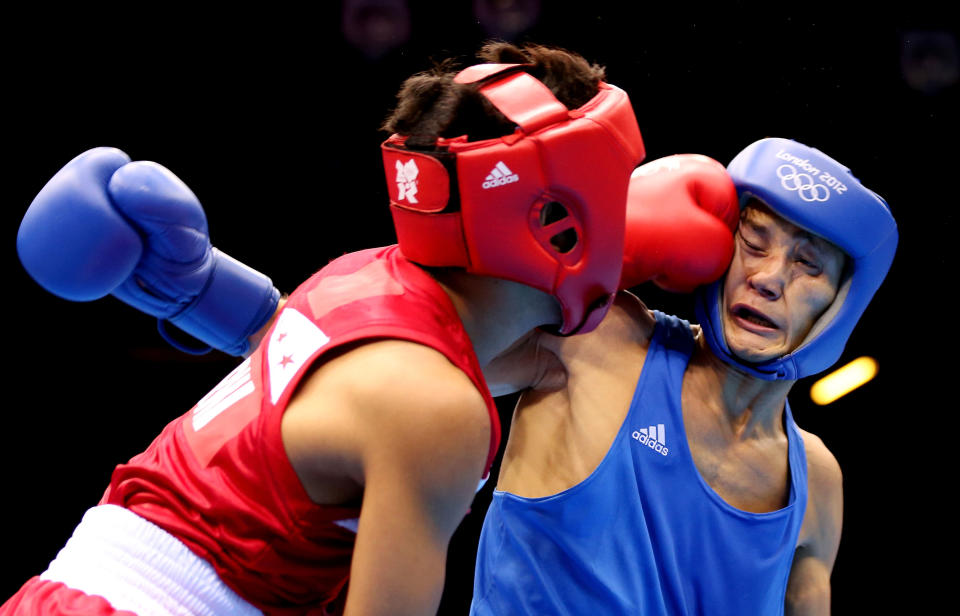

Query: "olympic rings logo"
left=776, top=164, right=831, bottom=202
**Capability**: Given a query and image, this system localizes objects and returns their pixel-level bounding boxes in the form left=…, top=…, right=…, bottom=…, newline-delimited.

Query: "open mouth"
left=732, top=305, right=779, bottom=330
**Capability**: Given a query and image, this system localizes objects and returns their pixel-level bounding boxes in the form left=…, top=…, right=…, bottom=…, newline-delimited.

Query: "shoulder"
left=283, top=340, right=491, bottom=490
left=322, top=339, right=489, bottom=440
left=797, top=429, right=843, bottom=558
left=345, top=339, right=484, bottom=397
left=799, top=430, right=843, bottom=500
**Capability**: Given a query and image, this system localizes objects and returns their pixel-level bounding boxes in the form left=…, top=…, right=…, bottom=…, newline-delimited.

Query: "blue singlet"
left=471, top=312, right=807, bottom=615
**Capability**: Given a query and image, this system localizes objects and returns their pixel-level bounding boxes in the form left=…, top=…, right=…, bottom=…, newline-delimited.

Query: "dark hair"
left=382, top=42, right=606, bottom=148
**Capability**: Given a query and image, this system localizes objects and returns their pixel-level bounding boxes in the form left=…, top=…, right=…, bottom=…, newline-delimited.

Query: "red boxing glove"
left=620, top=154, right=740, bottom=292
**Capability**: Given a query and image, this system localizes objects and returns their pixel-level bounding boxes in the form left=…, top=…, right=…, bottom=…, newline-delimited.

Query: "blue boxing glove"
left=17, top=147, right=280, bottom=356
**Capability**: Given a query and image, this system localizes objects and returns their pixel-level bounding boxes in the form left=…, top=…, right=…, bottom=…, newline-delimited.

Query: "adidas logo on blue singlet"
left=632, top=424, right=669, bottom=456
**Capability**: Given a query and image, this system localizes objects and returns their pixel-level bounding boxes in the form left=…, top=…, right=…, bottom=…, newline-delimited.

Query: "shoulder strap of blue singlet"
left=651, top=310, right=697, bottom=358
left=783, top=401, right=809, bottom=516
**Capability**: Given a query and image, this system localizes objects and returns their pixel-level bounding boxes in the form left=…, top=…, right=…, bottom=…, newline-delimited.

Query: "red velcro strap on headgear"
left=454, top=63, right=525, bottom=84
left=454, top=63, right=570, bottom=135
left=479, top=72, right=570, bottom=134
left=389, top=206, right=469, bottom=267
left=381, top=140, right=450, bottom=213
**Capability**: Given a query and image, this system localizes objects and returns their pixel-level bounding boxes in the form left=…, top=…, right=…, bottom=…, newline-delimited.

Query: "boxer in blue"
left=470, top=138, right=897, bottom=615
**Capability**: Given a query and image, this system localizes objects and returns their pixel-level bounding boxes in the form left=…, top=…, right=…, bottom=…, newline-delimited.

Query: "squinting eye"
left=739, top=233, right=762, bottom=251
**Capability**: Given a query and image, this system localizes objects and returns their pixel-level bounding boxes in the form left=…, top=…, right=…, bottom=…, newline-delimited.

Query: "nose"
left=747, top=256, right=787, bottom=300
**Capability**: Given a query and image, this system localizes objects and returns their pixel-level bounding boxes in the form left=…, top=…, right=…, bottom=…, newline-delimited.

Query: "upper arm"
left=785, top=547, right=833, bottom=615
left=786, top=432, right=844, bottom=615
left=340, top=344, right=491, bottom=615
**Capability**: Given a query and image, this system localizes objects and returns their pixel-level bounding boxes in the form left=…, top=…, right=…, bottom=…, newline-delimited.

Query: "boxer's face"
left=722, top=202, right=846, bottom=364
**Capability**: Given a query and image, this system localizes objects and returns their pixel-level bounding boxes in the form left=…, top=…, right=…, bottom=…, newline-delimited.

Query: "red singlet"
left=88, top=245, right=498, bottom=614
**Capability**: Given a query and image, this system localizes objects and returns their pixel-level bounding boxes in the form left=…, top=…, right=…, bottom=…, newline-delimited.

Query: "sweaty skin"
left=495, top=205, right=845, bottom=616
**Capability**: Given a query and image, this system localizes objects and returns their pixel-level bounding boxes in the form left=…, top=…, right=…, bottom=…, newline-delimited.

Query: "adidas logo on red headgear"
left=482, top=161, right=519, bottom=189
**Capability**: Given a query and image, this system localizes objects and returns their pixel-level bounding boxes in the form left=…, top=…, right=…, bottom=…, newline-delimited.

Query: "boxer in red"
left=9, top=43, right=736, bottom=615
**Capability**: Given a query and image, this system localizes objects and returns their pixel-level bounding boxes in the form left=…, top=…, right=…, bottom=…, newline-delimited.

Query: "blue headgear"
left=694, top=138, right=898, bottom=380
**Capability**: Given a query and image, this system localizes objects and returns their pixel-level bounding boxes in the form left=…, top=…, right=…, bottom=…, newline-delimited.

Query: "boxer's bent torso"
left=5, top=245, right=499, bottom=616
left=471, top=310, right=807, bottom=616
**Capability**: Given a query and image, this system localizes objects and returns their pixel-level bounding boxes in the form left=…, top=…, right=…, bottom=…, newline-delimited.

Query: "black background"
left=4, top=2, right=955, bottom=613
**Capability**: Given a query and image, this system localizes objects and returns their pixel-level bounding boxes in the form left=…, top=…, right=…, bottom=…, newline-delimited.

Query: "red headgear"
left=381, top=63, right=645, bottom=334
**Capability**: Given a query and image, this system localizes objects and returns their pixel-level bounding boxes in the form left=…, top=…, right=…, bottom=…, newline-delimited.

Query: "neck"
left=690, top=333, right=797, bottom=436
left=432, top=269, right=562, bottom=368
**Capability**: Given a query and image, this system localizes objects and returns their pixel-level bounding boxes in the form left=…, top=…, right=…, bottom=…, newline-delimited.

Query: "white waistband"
left=40, top=505, right=262, bottom=616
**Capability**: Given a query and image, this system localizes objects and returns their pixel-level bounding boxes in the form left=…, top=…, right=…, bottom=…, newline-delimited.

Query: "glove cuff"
left=166, top=249, right=280, bottom=356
